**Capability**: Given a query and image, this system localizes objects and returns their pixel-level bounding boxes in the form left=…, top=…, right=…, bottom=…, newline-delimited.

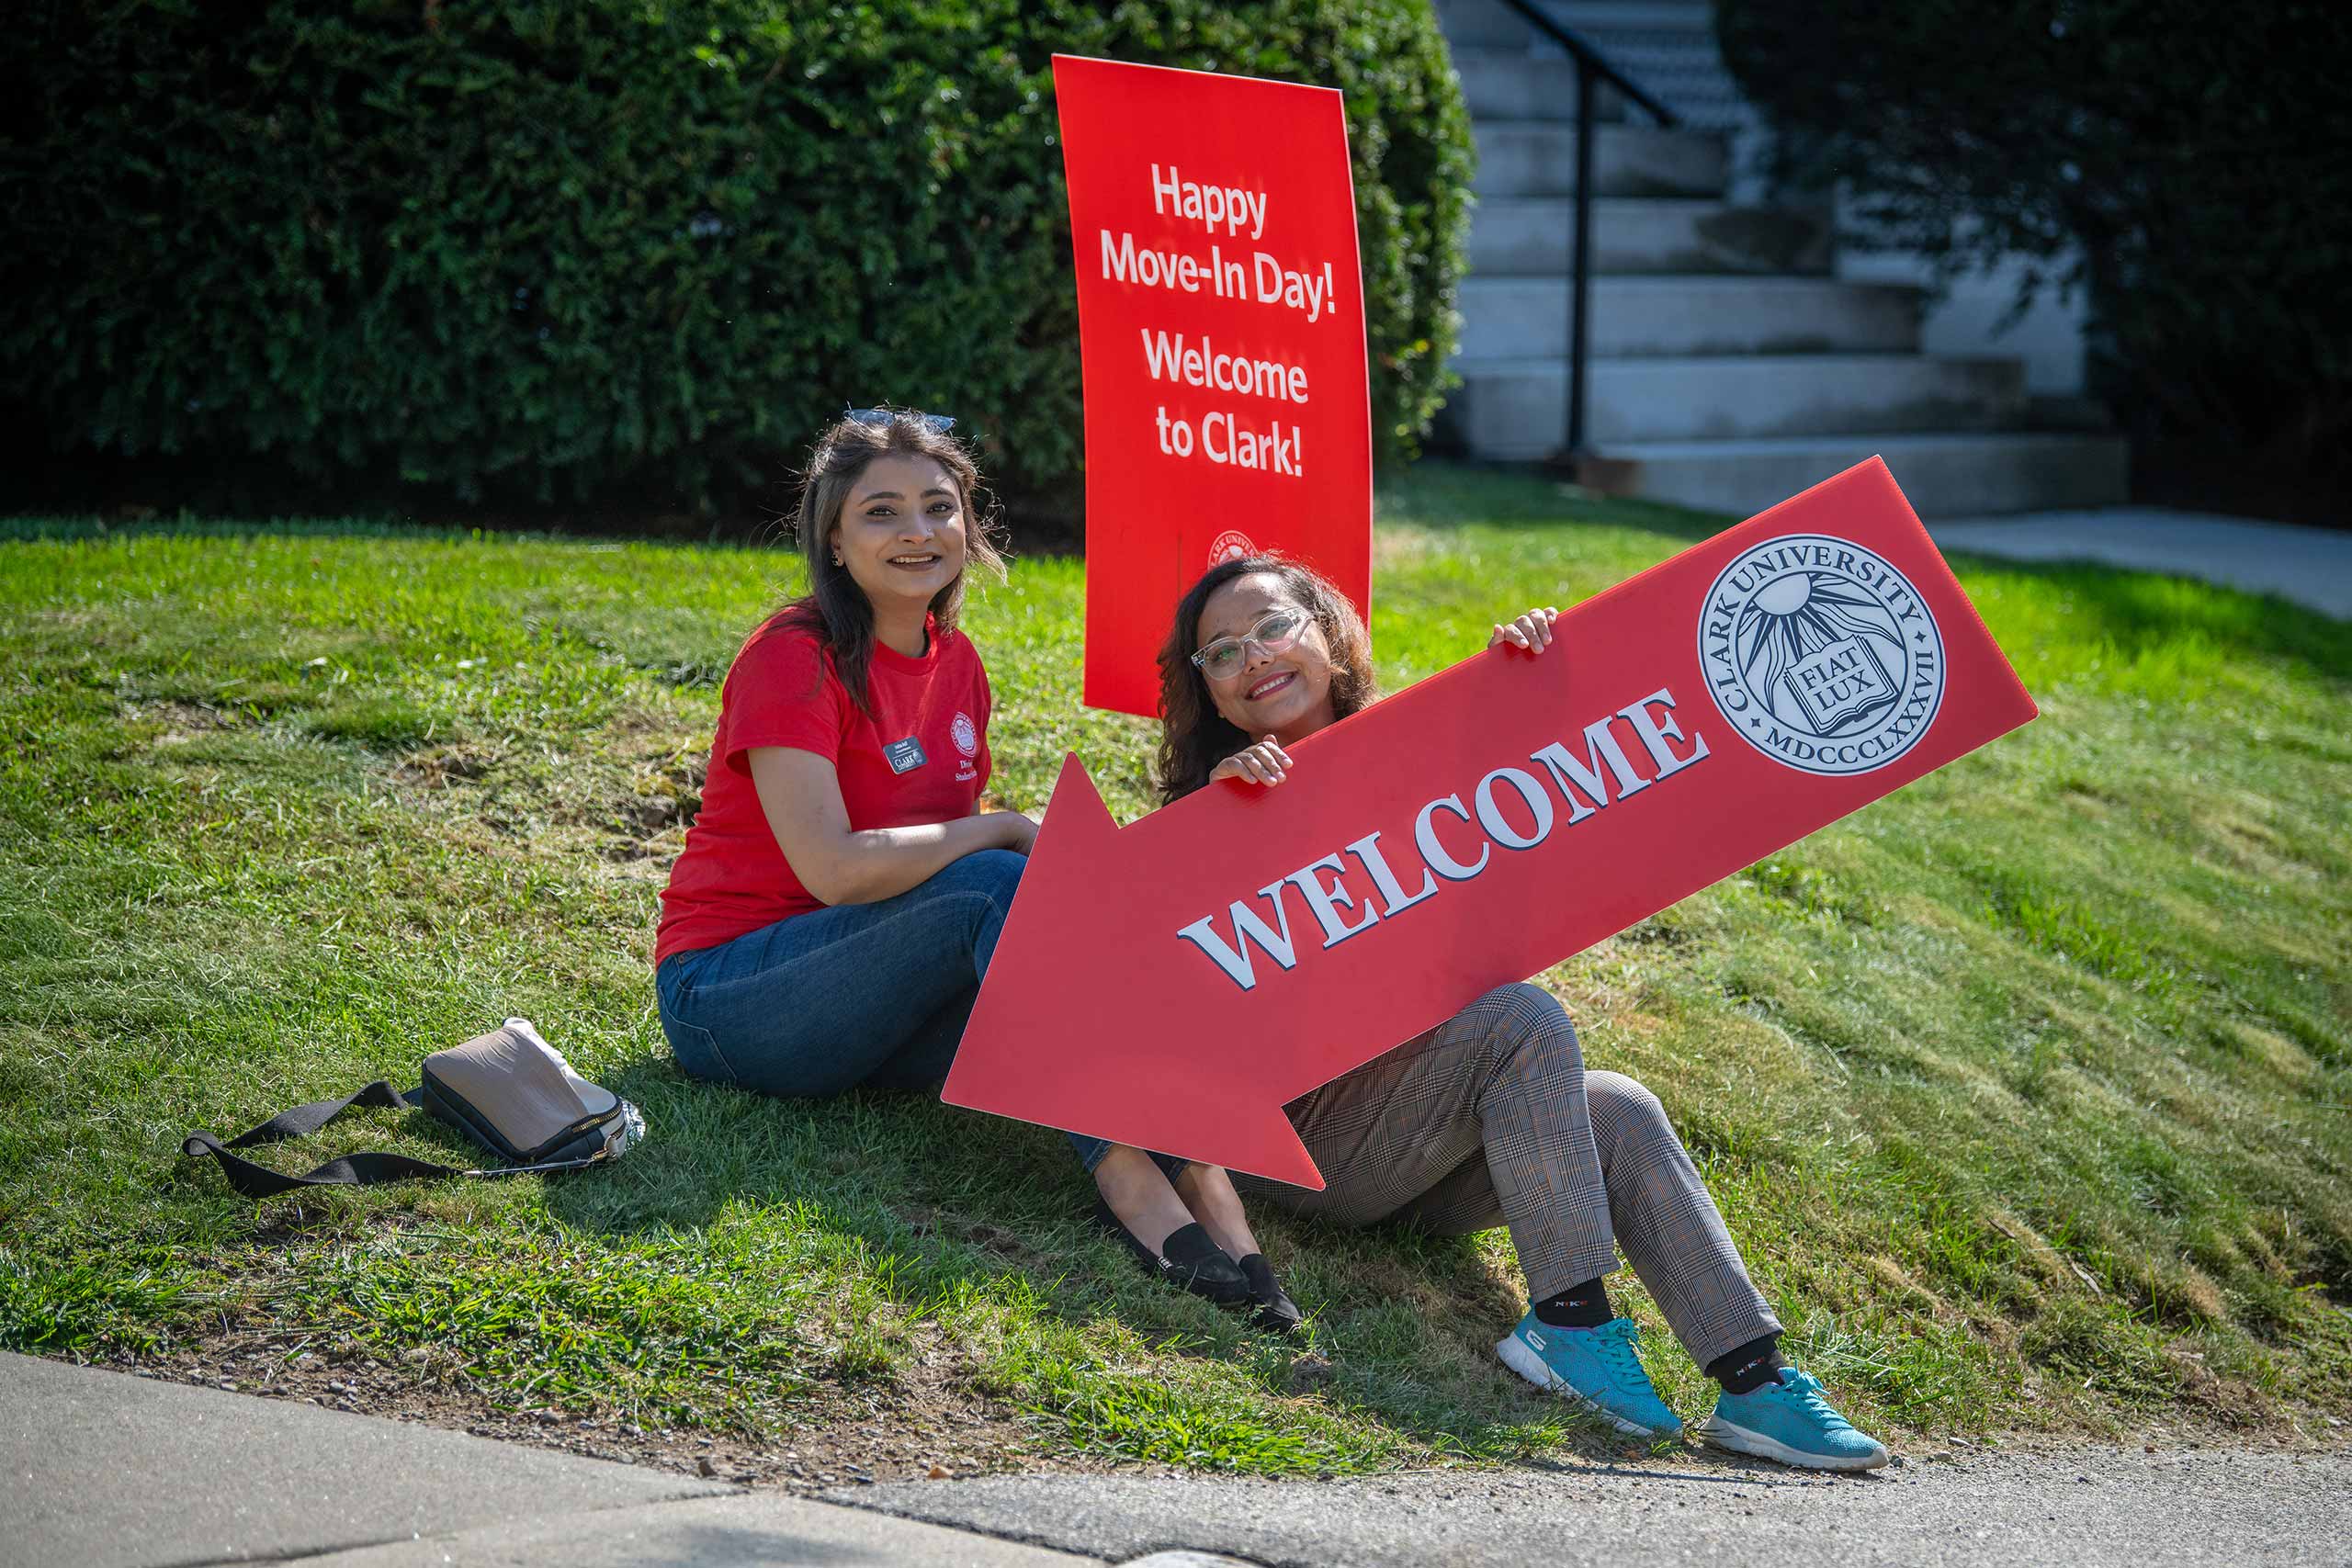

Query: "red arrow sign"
left=942, top=459, right=2037, bottom=1186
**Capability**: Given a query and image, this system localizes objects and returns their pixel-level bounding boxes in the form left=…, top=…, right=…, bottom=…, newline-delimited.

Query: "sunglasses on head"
left=843, top=406, right=956, bottom=434
left=1190, top=606, right=1311, bottom=681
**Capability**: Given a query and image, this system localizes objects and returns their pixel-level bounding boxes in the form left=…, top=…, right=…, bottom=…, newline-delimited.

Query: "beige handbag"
left=182, top=1019, right=643, bottom=1197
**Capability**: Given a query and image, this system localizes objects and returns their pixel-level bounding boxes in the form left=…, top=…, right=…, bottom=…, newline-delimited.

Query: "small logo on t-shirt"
left=883, top=736, right=928, bottom=774
left=951, top=711, right=979, bottom=782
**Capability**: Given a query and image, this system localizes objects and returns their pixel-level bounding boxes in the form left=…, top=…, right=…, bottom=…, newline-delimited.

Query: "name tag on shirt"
left=883, top=736, right=929, bottom=774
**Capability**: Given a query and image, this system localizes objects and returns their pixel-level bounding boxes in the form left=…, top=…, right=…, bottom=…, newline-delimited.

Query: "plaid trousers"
left=1233, top=982, right=1781, bottom=1369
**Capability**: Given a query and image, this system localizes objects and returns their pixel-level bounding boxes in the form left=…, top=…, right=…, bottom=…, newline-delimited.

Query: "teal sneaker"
left=1496, top=1313, right=1681, bottom=1438
left=1693, top=1367, right=1890, bottom=1471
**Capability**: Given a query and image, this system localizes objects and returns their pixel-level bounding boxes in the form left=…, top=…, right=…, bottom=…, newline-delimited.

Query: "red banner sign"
left=1054, top=54, right=1374, bottom=717
left=942, top=459, right=2039, bottom=1186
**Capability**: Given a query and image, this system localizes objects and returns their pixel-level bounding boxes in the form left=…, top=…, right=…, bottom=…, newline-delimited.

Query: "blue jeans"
left=655, top=849, right=1182, bottom=1178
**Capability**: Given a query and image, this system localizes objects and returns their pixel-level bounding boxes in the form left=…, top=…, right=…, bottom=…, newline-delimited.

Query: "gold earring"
left=831, top=552, right=842, bottom=566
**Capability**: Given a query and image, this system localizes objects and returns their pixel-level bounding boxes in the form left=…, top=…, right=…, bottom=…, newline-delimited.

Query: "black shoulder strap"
left=179, top=1079, right=447, bottom=1198
left=179, top=1079, right=607, bottom=1198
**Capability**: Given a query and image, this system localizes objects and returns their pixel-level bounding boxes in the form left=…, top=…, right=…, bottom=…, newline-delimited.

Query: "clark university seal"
left=1697, top=534, right=1945, bottom=776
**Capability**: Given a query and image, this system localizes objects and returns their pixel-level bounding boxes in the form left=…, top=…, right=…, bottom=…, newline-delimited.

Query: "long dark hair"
left=1154, top=554, right=1375, bottom=806
left=771, top=410, right=1006, bottom=713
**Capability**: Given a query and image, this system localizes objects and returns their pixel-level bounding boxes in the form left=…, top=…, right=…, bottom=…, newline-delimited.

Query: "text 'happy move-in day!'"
left=1101, top=164, right=1341, bottom=478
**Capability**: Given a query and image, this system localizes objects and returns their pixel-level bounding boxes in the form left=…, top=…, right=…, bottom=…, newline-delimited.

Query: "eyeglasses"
left=844, top=406, right=956, bottom=434
left=1190, top=607, right=1311, bottom=681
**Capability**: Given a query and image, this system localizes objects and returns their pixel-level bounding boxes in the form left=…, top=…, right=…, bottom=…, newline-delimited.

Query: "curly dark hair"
left=1155, top=555, right=1376, bottom=806
left=769, top=409, right=1008, bottom=714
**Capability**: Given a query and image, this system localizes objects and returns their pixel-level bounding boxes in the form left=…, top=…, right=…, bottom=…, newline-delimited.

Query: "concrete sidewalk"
left=9, top=1351, right=2347, bottom=1567
left=834, top=1451, right=2352, bottom=1567
left=0, top=1353, right=1088, bottom=1567
left=1927, top=507, right=2352, bottom=620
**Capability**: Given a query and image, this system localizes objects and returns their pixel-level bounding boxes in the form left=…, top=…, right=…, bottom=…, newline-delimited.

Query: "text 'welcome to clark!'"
left=1054, top=55, right=1374, bottom=717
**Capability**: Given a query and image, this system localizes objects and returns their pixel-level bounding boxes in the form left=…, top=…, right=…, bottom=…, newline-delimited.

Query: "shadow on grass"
left=555, top=1051, right=1524, bottom=1321
left=536, top=1050, right=1556, bottom=1457
left=1380, top=462, right=1733, bottom=547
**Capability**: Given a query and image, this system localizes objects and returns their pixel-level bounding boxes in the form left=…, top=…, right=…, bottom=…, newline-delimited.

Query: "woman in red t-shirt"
left=654, top=411, right=1036, bottom=1096
left=654, top=410, right=1297, bottom=1331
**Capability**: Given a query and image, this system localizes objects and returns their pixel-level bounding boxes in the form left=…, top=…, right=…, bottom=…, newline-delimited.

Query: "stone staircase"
left=1431, top=0, right=2130, bottom=517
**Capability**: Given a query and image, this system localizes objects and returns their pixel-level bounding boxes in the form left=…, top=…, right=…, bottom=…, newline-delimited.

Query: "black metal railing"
left=1487, top=0, right=1679, bottom=461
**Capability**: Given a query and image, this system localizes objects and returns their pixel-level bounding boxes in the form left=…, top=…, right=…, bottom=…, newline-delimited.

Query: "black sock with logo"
left=1532, top=1277, right=1613, bottom=1328
left=1705, top=1333, right=1786, bottom=1394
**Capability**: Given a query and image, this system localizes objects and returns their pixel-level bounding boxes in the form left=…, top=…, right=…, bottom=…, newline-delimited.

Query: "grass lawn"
left=5, top=462, right=2347, bottom=1483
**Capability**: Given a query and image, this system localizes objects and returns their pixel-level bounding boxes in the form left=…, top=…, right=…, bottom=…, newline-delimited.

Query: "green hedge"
left=1, top=1, right=1472, bottom=516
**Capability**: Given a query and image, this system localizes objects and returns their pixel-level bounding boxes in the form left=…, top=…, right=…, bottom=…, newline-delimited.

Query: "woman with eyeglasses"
left=651, top=410, right=1293, bottom=1333
left=1106, top=553, right=1893, bottom=1472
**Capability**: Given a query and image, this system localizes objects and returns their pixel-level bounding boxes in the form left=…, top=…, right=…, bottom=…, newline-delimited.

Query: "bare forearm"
left=810, top=813, right=1020, bottom=905
left=746, top=746, right=1032, bottom=907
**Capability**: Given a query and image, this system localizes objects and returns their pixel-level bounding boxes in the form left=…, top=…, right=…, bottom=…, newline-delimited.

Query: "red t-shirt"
left=655, top=612, right=993, bottom=964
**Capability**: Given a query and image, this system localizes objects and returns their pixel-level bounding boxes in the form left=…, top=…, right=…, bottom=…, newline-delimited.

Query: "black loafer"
left=1093, top=1200, right=1252, bottom=1307
left=1238, top=1252, right=1306, bottom=1335
left=1159, top=1222, right=1253, bottom=1306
